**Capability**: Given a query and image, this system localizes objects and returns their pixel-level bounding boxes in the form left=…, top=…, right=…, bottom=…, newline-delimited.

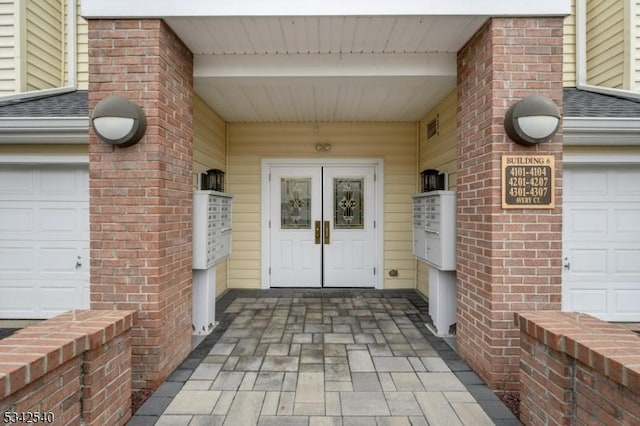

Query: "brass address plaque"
left=502, top=155, right=555, bottom=209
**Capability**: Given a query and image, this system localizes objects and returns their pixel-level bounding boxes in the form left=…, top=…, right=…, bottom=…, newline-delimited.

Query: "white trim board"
left=0, top=153, right=89, bottom=164
left=81, top=0, right=571, bottom=18
left=563, top=151, right=640, bottom=165
left=563, top=117, right=640, bottom=146
left=0, top=118, right=89, bottom=144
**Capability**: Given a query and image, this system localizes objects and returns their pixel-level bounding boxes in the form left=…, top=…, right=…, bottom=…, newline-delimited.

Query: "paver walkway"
left=128, top=289, right=520, bottom=425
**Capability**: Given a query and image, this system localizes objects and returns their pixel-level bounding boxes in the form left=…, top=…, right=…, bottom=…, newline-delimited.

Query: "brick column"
left=88, top=20, right=194, bottom=391
left=456, top=18, right=564, bottom=390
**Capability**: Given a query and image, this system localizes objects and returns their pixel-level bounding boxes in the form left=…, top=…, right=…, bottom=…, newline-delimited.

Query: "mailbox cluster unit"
left=412, top=190, right=457, bottom=336
left=412, top=191, right=456, bottom=270
left=193, top=191, right=233, bottom=269
left=192, top=190, right=233, bottom=335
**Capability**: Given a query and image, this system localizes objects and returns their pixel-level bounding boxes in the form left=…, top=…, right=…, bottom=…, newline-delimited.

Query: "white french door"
left=266, top=162, right=378, bottom=288
left=269, top=166, right=323, bottom=287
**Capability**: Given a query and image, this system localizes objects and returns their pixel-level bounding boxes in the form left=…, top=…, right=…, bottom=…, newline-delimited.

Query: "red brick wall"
left=83, top=333, right=132, bottom=425
left=456, top=18, right=564, bottom=390
left=0, top=310, right=135, bottom=426
left=1, top=358, right=82, bottom=425
left=88, top=19, right=194, bottom=391
left=516, top=312, right=640, bottom=425
left=519, top=330, right=574, bottom=424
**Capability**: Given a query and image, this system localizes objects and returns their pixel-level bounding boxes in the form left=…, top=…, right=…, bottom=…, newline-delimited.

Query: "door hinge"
left=269, top=220, right=271, bottom=228
left=373, top=267, right=376, bottom=275
left=374, top=220, right=376, bottom=229
left=374, top=173, right=377, bottom=182
left=269, top=267, right=271, bottom=275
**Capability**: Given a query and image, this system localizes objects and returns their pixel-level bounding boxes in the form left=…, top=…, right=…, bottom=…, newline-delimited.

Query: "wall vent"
left=427, top=115, right=439, bottom=140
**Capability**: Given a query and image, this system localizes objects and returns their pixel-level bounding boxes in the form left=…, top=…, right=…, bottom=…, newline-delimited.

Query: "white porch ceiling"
left=82, top=0, right=572, bottom=123
left=166, top=16, right=482, bottom=122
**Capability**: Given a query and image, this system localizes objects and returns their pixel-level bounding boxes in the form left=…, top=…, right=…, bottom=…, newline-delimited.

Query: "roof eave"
left=562, top=116, right=640, bottom=146
left=0, top=117, right=89, bottom=144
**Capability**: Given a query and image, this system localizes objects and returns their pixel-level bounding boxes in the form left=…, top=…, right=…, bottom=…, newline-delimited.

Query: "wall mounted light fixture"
left=315, top=143, right=332, bottom=151
left=504, top=95, right=560, bottom=146
left=91, top=96, right=147, bottom=147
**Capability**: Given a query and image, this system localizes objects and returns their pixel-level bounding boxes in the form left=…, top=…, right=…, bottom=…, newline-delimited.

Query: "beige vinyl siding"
left=25, top=0, right=63, bottom=91
left=0, top=143, right=88, bottom=156
left=586, top=0, right=625, bottom=88
left=227, top=122, right=417, bottom=290
left=193, top=95, right=229, bottom=297
left=0, top=0, right=16, bottom=94
left=564, top=0, right=577, bottom=87
left=418, top=90, right=457, bottom=187
left=416, top=89, right=457, bottom=298
left=194, top=96, right=227, bottom=180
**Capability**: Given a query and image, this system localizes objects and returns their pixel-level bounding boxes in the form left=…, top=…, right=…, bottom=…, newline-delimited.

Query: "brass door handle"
left=315, top=221, right=321, bottom=244
left=324, top=221, right=330, bottom=244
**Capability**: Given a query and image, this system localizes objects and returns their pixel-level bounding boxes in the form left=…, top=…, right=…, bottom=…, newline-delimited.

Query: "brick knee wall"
left=1, top=357, right=83, bottom=425
left=0, top=310, right=136, bottom=426
left=516, top=312, right=640, bottom=425
left=82, top=332, right=132, bottom=425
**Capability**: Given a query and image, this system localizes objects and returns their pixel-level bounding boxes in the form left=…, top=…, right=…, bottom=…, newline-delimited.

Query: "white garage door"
left=0, top=164, right=89, bottom=319
left=563, top=164, right=640, bottom=321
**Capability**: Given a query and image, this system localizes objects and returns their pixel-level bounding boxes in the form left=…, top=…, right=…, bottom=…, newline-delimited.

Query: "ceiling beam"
left=194, top=53, right=456, bottom=79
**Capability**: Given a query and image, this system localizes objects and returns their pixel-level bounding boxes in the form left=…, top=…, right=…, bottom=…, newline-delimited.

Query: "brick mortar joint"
left=0, top=309, right=137, bottom=399
left=514, top=311, right=640, bottom=390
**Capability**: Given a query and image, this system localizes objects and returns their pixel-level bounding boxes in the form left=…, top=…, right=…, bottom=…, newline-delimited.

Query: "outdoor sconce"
left=91, top=96, right=147, bottom=147
left=504, top=95, right=560, bottom=146
left=315, top=143, right=332, bottom=151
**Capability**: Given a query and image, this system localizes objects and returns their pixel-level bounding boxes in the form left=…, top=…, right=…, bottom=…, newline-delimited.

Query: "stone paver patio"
left=128, top=289, right=519, bottom=425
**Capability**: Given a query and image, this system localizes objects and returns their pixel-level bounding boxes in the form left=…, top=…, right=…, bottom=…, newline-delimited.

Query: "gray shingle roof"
left=563, top=87, right=640, bottom=118
left=0, top=88, right=638, bottom=119
left=0, top=90, right=88, bottom=117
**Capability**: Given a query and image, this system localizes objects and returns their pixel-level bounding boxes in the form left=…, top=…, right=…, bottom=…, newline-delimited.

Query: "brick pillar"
left=88, top=20, right=194, bottom=391
left=456, top=18, right=564, bottom=390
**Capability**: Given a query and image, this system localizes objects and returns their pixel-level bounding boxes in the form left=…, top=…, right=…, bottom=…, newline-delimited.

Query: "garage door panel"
left=0, top=248, right=35, bottom=272
left=566, top=169, right=608, bottom=197
left=570, top=248, right=608, bottom=275
left=39, top=208, right=81, bottom=233
left=615, top=170, right=640, bottom=195
left=40, top=286, right=84, bottom=313
left=39, top=169, right=79, bottom=195
left=613, top=288, right=640, bottom=316
left=0, top=164, right=89, bottom=319
left=0, top=286, right=37, bottom=315
left=564, top=164, right=640, bottom=321
left=614, top=249, right=640, bottom=275
left=0, top=207, right=34, bottom=232
left=564, top=288, right=607, bottom=314
left=0, top=166, right=87, bottom=201
left=615, top=209, right=640, bottom=236
left=40, top=247, right=81, bottom=272
left=568, top=208, right=608, bottom=236
left=0, top=168, right=35, bottom=195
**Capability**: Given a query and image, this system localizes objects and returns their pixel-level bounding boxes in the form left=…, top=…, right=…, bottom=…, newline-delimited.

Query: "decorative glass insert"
left=334, top=178, right=364, bottom=229
left=281, top=178, right=311, bottom=229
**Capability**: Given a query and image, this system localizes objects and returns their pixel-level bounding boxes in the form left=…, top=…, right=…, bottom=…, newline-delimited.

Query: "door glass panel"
left=281, top=178, right=311, bottom=229
left=334, top=178, right=364, bottom=229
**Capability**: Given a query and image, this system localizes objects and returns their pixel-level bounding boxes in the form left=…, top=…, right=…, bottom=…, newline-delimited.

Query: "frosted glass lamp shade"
left=504, top=95, right=560, bottom=146
left=91, top=96, right=147, bottom=147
